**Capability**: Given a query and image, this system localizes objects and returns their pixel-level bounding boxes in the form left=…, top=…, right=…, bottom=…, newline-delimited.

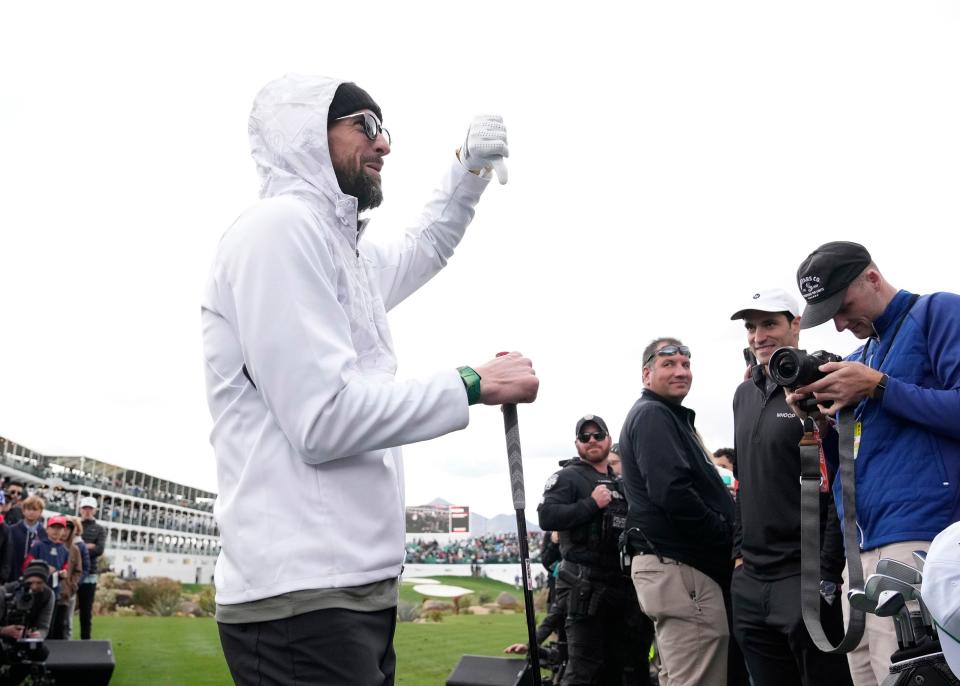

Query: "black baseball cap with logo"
left=575, top=415, right=609, bottom=437
left=796, top=241, right=872, bottom=329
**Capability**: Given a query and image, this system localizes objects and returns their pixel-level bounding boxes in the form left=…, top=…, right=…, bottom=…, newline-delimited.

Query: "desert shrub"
left=131, top=577, right=183, bottom=614
left=94, top=589, right=117, bottom=614
left=197, top=586, right=216, bottom=616
left=477, top=592, right=492, bottom=604
left=424, top=609, right=444, bottom=623
left=97, top=573, right=120, bottom=590
left=150, top=593, right=182, bottom=617
left=457, top=595, right=473, bottom=610
left=397, top=601, right=420, bottom=622
left=533, top=588, right=549, bottom=612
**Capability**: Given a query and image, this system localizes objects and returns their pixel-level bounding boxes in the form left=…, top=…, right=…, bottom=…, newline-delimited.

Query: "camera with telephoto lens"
left=767, top=347, right=843, bottom=414
left=0, top=581, right=52, bottom=685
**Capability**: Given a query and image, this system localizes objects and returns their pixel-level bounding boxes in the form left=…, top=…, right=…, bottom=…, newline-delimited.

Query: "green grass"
left=88, top=577, right=538, bottom=685
left=91, top=616, right=233, bottom=686
left=398, top=574, right=524, bottom=606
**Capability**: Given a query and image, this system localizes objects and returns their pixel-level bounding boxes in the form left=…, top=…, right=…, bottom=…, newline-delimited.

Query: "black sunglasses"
left=335, top=111, right=391, bottom=146
left=644, top=345, right=691, bottom=366
left=577, top=431, right=608, bottom=443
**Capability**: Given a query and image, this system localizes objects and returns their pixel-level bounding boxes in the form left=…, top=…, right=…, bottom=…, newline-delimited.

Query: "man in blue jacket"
left=789, top=241, right=960, bottom=686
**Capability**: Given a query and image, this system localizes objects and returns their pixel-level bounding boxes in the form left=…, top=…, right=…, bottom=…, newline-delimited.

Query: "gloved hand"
left=459, top=115, right=509, bottom=184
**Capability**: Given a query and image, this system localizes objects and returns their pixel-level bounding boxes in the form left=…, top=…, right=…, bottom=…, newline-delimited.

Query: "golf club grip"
left=501, top=404, right=526, bottom=510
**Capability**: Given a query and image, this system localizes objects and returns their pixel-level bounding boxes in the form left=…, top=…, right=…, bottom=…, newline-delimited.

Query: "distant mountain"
left=417, top=497, right=539, bottom=535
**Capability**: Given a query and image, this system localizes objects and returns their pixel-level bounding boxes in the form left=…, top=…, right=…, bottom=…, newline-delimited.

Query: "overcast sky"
left=2, top=2, right=958, bottom=520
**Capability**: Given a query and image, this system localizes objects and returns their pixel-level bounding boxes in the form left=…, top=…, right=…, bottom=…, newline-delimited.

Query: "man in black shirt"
left=620, top=338, right=736, bottom=686
left=539, top=415, right=652, bottom=685
left=78, top=496, right=107, bottom=640
left=729, top=289, right=851, bottom=686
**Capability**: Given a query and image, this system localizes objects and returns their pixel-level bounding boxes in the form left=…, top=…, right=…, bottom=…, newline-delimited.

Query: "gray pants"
left=631, top=555, right=728, bottom=686
left=218, top=606, right=397, bottom=686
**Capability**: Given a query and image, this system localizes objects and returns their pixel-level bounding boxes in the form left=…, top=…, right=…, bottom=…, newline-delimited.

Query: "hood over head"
left=249, top=74, right=374, bottom=212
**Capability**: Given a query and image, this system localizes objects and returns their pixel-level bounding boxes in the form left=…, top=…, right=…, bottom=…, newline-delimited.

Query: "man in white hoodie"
left=203, top=75, right=538, bottom=685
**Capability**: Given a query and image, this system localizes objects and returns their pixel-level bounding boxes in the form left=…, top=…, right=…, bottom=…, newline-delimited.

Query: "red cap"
left=47, top=515, right=68, bottom=527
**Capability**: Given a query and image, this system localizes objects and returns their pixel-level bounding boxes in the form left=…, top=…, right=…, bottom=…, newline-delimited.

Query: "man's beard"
left=335, top=163, right=383, bottom=212
left=578, top=447, right=608, bottom=464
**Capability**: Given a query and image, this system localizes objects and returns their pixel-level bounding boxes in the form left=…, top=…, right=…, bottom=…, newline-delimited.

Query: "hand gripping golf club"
left=496, top=352, right=542, bottom=686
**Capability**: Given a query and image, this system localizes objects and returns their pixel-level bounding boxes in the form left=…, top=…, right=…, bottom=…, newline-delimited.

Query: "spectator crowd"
left=404, top=532, right=544, bottom=565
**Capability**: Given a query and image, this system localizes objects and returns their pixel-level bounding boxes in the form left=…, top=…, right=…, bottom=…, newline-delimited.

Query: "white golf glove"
left=459, top=115, right=509, bottom=184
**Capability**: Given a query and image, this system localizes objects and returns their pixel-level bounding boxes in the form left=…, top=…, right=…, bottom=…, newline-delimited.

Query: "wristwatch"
left=872, top=373, right=889, bottom=403
left=457, top=366, right=482, bottom=405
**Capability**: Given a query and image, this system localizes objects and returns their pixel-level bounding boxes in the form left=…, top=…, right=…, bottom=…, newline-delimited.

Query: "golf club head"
left=847, top=589, right=878, bottom=613
left=875, top=557, right=922, bottom=585
left=875, top=590, right=906, bottom=617
left=864, top=573, right=919, bottom=603
left=875, top=591, right=918, bottom=648
left=913, top=550, right=926, bottom=571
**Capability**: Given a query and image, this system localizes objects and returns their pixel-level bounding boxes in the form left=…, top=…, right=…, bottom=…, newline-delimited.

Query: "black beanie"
left=24, top=560, right=49, bottom=582
left=327, top=82, right=382, bottom=124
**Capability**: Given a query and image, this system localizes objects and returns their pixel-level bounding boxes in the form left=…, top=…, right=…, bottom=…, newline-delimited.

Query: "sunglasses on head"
left=335, top=110, right=391, bottom=145
left=644, top=345, right=691, bottom=366
left=578, top=431, right=608, bottom=443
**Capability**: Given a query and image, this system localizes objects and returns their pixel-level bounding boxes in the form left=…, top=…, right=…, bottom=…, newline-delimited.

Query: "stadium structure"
left=0, top=435, right=219, bottom=584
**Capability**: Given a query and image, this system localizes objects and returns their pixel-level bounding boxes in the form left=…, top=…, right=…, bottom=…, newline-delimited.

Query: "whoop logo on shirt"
left=776, top=412, right=797, bottom=419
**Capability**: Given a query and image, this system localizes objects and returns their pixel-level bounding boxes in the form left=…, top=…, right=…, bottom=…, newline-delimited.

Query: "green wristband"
left=457, top=366, right=482, bottom=405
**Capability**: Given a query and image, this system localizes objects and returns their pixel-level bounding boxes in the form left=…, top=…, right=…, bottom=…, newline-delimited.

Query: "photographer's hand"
left=785, top=390, right=834, bottom=433
left=794, top=362, right=885, bottom=415
left=0, top=625, right=24, bottom=639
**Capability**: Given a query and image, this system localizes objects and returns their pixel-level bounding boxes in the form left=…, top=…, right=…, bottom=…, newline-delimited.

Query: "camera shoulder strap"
left=862, top=293, right=920, bottom=372
left=800, top=416, right=865, bottom=652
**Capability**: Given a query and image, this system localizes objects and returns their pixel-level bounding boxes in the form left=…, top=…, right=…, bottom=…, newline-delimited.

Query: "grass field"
left=90, top=577, right=536, bottom=685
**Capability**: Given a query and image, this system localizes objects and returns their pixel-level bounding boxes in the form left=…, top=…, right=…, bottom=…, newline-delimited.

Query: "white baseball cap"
left=730, top=288, right=801, bottom=321
left=921, top=521, right=960, bottom=677
left=79, top=496, right=98, bottom=509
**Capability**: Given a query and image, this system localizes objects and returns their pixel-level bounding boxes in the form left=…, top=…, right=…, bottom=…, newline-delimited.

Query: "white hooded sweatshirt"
left=202, top=75, right=489, bottom=605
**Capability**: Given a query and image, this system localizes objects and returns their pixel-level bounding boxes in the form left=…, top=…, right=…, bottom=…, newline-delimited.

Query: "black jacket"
left=733, top=369, right=845, bottom=582
left=619, top=389, right=736, bottom=587
left=538, top=459, right=626, bottom=571
left=81, top=518, right=107, bottom=572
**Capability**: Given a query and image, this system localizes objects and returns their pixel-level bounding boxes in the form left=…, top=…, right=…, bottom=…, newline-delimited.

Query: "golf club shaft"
left=501, top=402, right=542, bottom=685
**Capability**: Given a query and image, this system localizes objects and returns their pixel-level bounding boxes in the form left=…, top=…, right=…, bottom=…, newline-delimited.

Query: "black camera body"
left=2, top=583, right=34, bottom=630
left=768, top=347, right=843, bottom=387
left=0, top=581, right=51, bottom=682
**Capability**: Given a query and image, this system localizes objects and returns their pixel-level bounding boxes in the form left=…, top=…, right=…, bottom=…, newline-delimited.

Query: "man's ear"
left=641, top=365, right=651, bottom=386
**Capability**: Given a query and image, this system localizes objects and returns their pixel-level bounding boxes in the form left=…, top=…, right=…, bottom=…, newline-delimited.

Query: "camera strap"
left=862, top=293, right=920, bottom=373
left=800, top=416, right=866, bottom=652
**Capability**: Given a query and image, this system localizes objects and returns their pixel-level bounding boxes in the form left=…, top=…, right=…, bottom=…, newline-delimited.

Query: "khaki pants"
left=842, top=540, right=930, bottom=686
left=631, top=555, right=728, bottom=686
